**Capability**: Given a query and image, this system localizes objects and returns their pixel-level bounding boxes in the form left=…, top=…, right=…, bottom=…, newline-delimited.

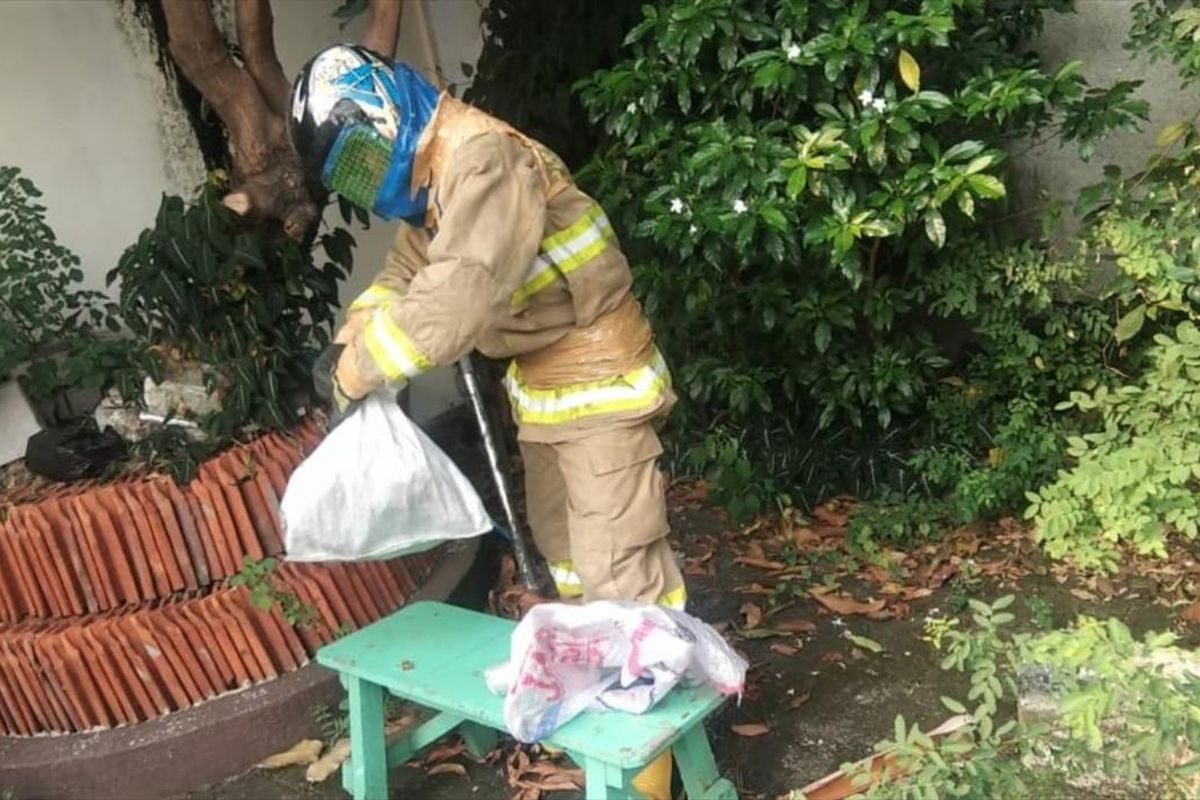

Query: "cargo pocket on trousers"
left=584, top=426, right=664, bottom=476
left=579, top=426, right=668, bottom=549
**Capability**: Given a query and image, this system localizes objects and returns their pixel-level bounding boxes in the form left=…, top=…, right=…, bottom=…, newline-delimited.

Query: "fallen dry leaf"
left=741, top=602, right=764, bottom=629
left=258, top=738, right=323, bottom=769
left=790, top=692, right=812, bottom=710
left=384, top=713, right=417, bottom=737
left=741, top=540, right=769, bottom=560
left=426, top=763, right=467, bottom=778
left=424, top=742, right=467, bottom=766
left=814, top=501, right=851, bottom=529
left=776, top=618, right=818, bottom=634
left=735, top=582, right=776, bottom=595
left=507, top=746, right=585, bottom=794
left=306, top=738, right=351, bottom=783
left=1069, top=587, right=1098, bottom=602
left=740, top=628, right=788, bottom=640
left=808, top=589, right=887, bottom=616
left=684, top=546, right=716, bottom=576
left=784, top=526, right=822, bottom=547
left=732, top=722, right=771, bottom=737
left=735, top=556, right=789, bottom=571
left=770, top=643, right=800, bottom=656
left=670, top=478, right=710, bottom=507
left=1180, top=599, right=1200, bottom=623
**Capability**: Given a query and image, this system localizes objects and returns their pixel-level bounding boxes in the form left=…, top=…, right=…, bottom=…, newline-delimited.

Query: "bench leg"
left=583, top=758, right=648, bottom=800
left=345, top=676, right=389, bottom=800
left=460, top=720, right=498, bottom=760
left=675, top=725, right=737, bottom=800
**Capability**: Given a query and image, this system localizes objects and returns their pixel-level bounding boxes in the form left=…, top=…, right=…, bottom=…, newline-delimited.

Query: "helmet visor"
left=322, top=125, right=393, bottom=212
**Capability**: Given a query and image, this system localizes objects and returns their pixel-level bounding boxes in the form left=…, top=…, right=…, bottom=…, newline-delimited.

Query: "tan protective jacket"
left=334, top=96, right=674, bottom=442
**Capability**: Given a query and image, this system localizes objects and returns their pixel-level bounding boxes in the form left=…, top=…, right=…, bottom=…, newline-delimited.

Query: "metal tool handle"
left=456, top=356, right=550, bottom=594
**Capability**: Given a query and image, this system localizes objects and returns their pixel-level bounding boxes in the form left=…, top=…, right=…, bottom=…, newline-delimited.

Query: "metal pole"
left=456, top=355, right=550, bottom=594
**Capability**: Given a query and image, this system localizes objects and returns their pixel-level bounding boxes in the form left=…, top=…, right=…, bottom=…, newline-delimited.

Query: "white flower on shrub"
left=871, top=97, right=887, bottom=113
left=626, top=102, right=637, bottom=115
left=858, top=89, right=875, bottom=106
left=732, top=198, right=748, bottom=214
left=689, top=224, right=698, bottom=235
left=785, top=43, right=801, bottom=62
left=670, top=197, right=686, bottom=214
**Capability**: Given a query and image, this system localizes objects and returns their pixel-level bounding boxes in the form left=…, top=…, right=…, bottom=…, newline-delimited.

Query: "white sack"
left=282, top=393, right=492, bottom=561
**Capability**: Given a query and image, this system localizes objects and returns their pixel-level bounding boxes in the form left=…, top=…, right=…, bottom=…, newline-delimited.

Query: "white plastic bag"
left=484, top=601, right=747, bottom=742
left=282, top=393, right=492, bottom=561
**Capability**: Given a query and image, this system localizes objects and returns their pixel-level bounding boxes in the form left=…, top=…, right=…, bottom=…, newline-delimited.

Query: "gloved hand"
left=312, top=344, right=361, bottom=428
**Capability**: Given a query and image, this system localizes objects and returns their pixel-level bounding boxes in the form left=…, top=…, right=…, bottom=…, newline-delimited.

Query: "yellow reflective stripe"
left=549, top=560, right=583, bottom=597
left=504, top=349, right=671, bottom=426
left=658, top=585, right=687, bottom=610
left=349, top=284, right=400, bottom=311
left=511, top=204, right=614, bottom=307
left=542, top=204, right=609, bottom=252
left=362, top=308, right=432, bottom=381
left=511, top=255, right=558, bottom=307
left=542, top=209, right=612, bottom=274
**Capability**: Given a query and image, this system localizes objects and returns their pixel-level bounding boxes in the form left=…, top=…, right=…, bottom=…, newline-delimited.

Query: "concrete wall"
left=0, top=0, right=484, bottom=421
left=1013, top=1, right=1200, bottom=233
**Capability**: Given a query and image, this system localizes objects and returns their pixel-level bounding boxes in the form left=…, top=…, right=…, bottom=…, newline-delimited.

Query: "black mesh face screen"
left=325, top=126, right=393, bottom=211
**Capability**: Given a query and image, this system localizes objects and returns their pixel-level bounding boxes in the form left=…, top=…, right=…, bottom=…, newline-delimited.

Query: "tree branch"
left=161, top=0, right=274, bottom=172
left=234, top=0, right=291, bottom=117
left=362, top=0, right=403, bottom=57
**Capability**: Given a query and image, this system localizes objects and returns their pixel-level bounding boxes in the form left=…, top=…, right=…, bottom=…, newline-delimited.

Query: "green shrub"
left=0, top=166, right=127, bottom=406
left=1025, top=1, right=1200, bottom=570
left=796, top=600, right=1200, bottom=799
left=111, top=178, right=354, bottom=479
left=577, top=0, right=1145, bottom=509
left=1029, top=321, right=1200, bottom=570
left=462, top=0, right=644, bottom=171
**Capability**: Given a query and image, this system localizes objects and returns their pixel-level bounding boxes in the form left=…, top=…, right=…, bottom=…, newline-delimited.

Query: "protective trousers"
left=519, top=422, right=686, bottom=610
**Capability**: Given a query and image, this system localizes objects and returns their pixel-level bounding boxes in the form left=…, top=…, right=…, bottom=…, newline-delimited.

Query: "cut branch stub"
left=158, top=0, right=405, bottom=239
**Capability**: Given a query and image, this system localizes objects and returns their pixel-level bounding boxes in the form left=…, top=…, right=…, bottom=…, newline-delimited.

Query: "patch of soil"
left=176, top=488, right=1198, bottom=800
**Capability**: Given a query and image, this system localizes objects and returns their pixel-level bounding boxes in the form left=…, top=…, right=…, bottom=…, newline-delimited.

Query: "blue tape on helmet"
left=372, top=62, right=439, bottom=223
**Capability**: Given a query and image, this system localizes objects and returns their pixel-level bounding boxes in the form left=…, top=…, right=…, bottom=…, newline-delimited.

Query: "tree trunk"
left=158, top=0, right=404, bottom=240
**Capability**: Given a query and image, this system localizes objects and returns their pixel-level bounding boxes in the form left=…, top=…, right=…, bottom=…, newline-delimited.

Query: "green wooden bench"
left=316, top=601, right=738, bottom=800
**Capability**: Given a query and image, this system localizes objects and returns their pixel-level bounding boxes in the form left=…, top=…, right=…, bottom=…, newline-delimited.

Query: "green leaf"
left=941, top=696, right=968, bottom=714
left=845, top=631, right=885, bottom=653
left=963, top=154, right=996, bottom=175
left=1156, top=120, right=1192, bottom=149
left=1114, top=304, right=1146, bottom=343
left=759, top=206, right=789, bottom=232
left=924, top=209, right=946, bottom=249
left=815, top=320, right=832, bottom=353
left=967, top=174, right=1006, bottom=199
left=786, top=166, right=808, bottom=198
left=955, top=191, right=975, bottom=219
left=943, top=141, right=985, bottom=163
left=898, top=50, right=920, bottom=92
left=915, top=90, right=952, bottom=109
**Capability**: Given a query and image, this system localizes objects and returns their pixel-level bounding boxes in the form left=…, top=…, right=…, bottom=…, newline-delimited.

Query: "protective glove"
left=312, top=344, right=362, bottom=428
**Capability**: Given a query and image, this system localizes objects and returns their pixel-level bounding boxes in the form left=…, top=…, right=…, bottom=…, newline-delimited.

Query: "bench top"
left=316, top=601, right=725, bottom=767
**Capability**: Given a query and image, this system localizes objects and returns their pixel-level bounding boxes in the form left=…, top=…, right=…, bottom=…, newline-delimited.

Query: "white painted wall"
left=0, top=1, right=176, bottom=295
left=1012, top=1, right=1200, bottom=235
left=0, top=0, right=484, bottom=421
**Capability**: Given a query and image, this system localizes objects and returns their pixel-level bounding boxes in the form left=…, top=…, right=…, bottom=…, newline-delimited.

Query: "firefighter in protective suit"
left=290, top=45, right=683, bottom=797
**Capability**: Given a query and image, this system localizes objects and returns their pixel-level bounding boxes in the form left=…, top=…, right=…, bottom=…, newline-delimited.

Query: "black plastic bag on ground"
left=25, top=421, right=125, bottom=481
